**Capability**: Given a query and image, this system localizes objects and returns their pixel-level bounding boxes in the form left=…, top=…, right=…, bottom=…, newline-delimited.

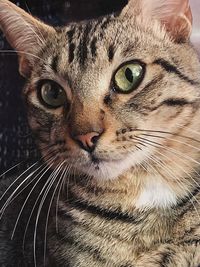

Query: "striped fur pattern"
left=0, top=0, right=200, bottom=266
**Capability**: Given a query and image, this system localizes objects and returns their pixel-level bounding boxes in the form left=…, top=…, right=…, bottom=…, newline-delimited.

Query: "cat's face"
left=1, top=0, right=200, bottom=187
left=25, top=15, right=200, bottom=181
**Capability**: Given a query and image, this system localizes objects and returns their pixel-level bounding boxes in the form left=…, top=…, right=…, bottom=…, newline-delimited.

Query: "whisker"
left=11, top=157, right=55, bottom=240
left=7, top=157, right=52, bottom=209
left=22, top=162, right=55, bottom=253
left=55, top=164, right=72, bottom=233
left=155, top=149, right=200, bottom=189
left=145, top=153, right=200, bottom=210
left=0, top=162, right=40, bottom=215
left=43, top=161, right=68, bottom=267
left=0, top=162, right=24, bottom=179
left=0, top=142, right=56, bottom=179
left=0, top=149, right=56, bottom=217
left=177, top=123, right=200, bottom=137
left=0, top=49, right=46, bottom=63
left=140, top=133, right=200, bottom=153
left=134, top=138, right=198, bottom=179
left=33, top=162, right=64, bottom=267
left=130, top=128, right=200, bottom=144
left=129, top=137, right=200, bottom=207
left=152, top=151, right=200, bottom=207
left=134, top=136, right=200, bottom=168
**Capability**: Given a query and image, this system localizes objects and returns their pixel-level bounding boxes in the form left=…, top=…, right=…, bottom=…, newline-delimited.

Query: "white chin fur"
left=135, top=178, right=178, bottom=210
left=76, top=147, right=178, bottom=209
left=79, top=147, right=152, bottom=180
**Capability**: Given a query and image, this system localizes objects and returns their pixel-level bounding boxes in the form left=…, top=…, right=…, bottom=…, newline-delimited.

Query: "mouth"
left=89, top=154, right=104, bottom=171
left=90, top=154, right=101, bottom=164
left=89, top=152, right=123, bottom=166
left=65, top=143, right=151, bottom=180
left=79, top=145, right=151, bottom=180
left=83, top=152, right=130, bottom=179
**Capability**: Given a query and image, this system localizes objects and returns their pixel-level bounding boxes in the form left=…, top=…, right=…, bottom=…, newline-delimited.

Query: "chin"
left=75, top=149, right=151, bottom=181
left=81, top=160, right=129, bottom=180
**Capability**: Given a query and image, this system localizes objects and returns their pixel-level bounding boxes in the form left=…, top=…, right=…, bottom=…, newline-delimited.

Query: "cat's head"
left=1, top=0, right=200, bottom=203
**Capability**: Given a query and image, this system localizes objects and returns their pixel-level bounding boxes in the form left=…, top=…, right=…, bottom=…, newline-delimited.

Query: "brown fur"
left=0, top=0, right=200, bottom=266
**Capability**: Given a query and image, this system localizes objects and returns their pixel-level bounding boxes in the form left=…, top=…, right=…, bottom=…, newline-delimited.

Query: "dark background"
left=0, top=0, right=127, bottom=174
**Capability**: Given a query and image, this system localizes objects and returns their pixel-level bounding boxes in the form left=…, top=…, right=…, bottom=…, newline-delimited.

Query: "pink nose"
left=75, top=132, right=101, bottom=152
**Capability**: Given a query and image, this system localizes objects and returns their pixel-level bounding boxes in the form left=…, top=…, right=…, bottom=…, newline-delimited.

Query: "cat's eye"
left=113, top=62, right=145, bottom=93
left=38, top=80, right=67, bottom=108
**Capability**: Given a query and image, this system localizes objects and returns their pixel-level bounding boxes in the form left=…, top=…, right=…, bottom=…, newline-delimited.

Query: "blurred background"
left=0, top=0, right=199, bottom=174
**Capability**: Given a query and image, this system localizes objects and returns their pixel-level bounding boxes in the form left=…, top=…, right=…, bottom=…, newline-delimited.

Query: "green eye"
left=38, top=80, right=67, bottom=108
left=114, top=62, right=145, bottom=93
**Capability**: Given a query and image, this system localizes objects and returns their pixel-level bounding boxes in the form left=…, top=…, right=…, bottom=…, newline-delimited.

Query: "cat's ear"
left=190, top=0, right=200, bottom=57
left=0, top=0, right=55, bottom=77
left=123, top=0, right=192, bottom=43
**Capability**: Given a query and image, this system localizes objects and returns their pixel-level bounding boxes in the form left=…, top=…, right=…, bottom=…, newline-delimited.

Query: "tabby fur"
left=0, top=0, right=200, bottom=266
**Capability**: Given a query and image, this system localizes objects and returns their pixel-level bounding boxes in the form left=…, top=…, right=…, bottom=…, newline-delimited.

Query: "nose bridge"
left=69, top=98, right=104, bottom=136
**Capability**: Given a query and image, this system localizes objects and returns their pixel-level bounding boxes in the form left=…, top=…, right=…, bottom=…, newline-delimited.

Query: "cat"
left=0, top=0, right=200, bottom=266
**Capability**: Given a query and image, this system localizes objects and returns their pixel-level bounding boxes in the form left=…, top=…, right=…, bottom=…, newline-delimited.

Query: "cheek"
left=146, top=108, right=182, bottom=129
left=145, top=105, right=194, bottom=131
left=28, top=115, right=52, bottom=146
left=48, top=121, right=82, bottom=156
left=50, top=121, right=66, bottom=141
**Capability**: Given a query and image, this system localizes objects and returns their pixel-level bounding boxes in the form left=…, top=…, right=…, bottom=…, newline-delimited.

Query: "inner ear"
left=159, top=1, right=193, bottom=43
left=121, top=0, right=193, bottom=43
left=142, top=0, right=193, bottom=43
left=0, top=0, right=55, bottom=78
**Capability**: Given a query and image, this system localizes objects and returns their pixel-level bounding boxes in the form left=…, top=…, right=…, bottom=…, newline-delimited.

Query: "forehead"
left=52, top=15, right=168, bottom=68
left=72, top=18, right=163, bottom=56
left=39, top=14, right=170, bottom=96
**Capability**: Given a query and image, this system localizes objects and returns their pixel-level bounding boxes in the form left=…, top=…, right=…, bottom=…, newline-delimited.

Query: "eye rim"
left=37, top=79, right=67, bottom=109
left=112, top=60, right=146, bottom=94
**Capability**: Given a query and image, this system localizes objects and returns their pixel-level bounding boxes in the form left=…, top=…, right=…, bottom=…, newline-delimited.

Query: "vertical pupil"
left=48, top=85, right=59, bottom=99
left=125, top=68, right=133, bottom=83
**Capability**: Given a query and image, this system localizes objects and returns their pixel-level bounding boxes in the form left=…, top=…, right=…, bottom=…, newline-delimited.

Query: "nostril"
left=76, top=139, right=88, bottom=151
left=91, top=134, right=100, bottom=145
left=73, top=131, right=102, bottom=152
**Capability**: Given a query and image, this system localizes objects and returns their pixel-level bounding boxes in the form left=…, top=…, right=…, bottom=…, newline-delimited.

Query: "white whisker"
left=43, top=161, right=67, bottom=267
left=33, top=161, right=64, bottom=267
left=0, top=162, right=40, bottom=217
left=55, top=164, right=72, bottom=233
left=11, top=157, right=55, bottom=240
left=0, top=49, right=46, bottom=63
left=22, top=161, right=55, bottom=253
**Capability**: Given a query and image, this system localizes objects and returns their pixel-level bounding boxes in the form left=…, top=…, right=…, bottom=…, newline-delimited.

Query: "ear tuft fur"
left=0, top=0, right=55, bottom=77
left=122, top=0, right=192, bottom=43
left=142, top=0, right=192, bottom=42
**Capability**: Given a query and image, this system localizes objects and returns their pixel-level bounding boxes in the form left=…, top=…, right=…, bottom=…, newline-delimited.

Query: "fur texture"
left=0, top=0, right=200, bottom=266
